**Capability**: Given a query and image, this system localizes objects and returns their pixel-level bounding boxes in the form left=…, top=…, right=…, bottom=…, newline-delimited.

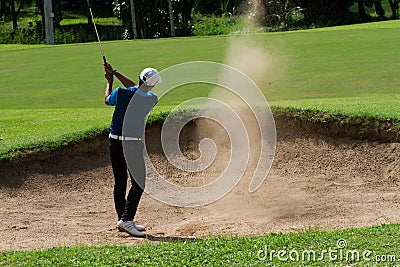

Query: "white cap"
left=139, top=68, right=162, bottom=86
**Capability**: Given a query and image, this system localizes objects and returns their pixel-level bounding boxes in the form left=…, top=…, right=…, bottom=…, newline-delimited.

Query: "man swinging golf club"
left=104, top=62, right=161, bottom=237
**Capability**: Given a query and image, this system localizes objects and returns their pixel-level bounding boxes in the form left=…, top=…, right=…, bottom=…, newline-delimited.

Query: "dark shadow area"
left=2, top=115, right=399, bottom=189
left=0, top=134, right=110, bottom=188
left=145, top=234, right=197, bottom=243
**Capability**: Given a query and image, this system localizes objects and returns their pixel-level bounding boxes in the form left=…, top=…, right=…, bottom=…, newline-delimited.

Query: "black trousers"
left=109, top=138, right=145, bottom=222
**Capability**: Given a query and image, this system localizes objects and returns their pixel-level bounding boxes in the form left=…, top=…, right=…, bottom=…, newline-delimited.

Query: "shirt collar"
left=136, top=88, right=150, bottom=96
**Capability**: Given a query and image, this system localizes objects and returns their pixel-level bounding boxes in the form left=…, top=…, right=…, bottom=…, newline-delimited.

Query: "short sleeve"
left=152, top=95, right=158, bottom=107
left=106, top=88, right=119, bottom=106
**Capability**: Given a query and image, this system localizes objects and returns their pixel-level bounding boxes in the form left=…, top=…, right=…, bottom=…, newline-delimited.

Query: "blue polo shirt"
left=106, top=87, right=158, bottom=137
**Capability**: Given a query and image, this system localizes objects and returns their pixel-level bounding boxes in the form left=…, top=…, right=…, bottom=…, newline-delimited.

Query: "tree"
left=36, top=0, right=62, bottom=39
left=168, top=0, right=175, bottom=36
left=85, top=0, right=91, bottom=25
left=373, top=0, right=385, bottom=18
left=359, top=0, right=385, bottom=19
left=178, top=0, right=193, bottom=35
left=114, top=0, right=194, bottom=39
left=1, top=0, right=7, bottom=16
left=36, top=0, right=45, bottom=35
left=194, top=0, right=244, bottom=15
left=129, top=0, right=138, bottom=38
left=262, top=0, right=303, bottom=29
left=357, top=0, right=367, bottom=18
left=388, top=0, right=399, bottom=18
left=6, top=0, right=26, bottom=30
left=292, top=0, right=355, bottom=26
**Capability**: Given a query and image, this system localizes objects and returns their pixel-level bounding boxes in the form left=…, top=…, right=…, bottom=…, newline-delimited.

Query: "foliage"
left=111, top=0, right=249, bottom=39
left=194, top=0, right=244, bottom=15
left=387, top=0, right=400, bottom=18
left=54, top=24, right=125, bottom=44
left=0, top=17, right=125, bottom=44
left=4, top=0, right=36, bottom=30
left=52, top=0, right=65, bottom=28
left=113, top=0, right=175, bottom=39
left=1, top=0, right=399, bottom=43
left=292, top=0, right=356, bottom=26
left=191, top=13, right=247, bottom=36
left=0, top=19, right=44, bottom=44
left=259, top=0, right=304, bottom=30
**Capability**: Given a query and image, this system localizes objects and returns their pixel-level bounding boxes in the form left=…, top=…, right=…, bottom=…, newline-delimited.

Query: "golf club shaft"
left=86, top=0, right=106, bottom=63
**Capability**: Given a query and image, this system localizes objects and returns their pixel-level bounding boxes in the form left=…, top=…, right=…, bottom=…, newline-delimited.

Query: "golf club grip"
left=103, top=56, right=106, bottom=63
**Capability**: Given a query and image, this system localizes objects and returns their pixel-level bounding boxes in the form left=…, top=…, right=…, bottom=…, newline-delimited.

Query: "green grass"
left=0, top=44, right=48, bottom=51
left=273, top=94, right=400, bottom=120
left=0, top=37, right=225, bottom=159
left=0, top=108, right=110, bottom=158
left=289, top=18, right=400, bottom=32
left=1, top=224, right=399, bottom=266
left=1, top=6, right=118, bottom=28
left=60, top=17, right=122, bottom=26
left=1, top=20, right=400, bottom=266
left=350, top=0, right=393, bottom=18
left=1, top=20, right=400, bottom=159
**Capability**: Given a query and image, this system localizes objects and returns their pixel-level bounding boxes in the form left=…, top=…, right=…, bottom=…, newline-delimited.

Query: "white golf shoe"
left=116, top=221, right=145, bottom=232
left=134, top=223, right=145, bottom=231
left=116, top=220, right=145, bottom=237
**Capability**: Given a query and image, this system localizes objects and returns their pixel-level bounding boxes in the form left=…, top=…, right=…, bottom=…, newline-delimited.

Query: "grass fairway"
left=1, top=20, right=400, bottom=158
left=1, top=224, right=399, bottom=266
left=0, top=37, right=226, bottom=158
left=1, top=20, right=400, bottom=266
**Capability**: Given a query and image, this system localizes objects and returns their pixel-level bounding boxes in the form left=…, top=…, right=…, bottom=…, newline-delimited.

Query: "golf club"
left=86, top=0, right=106, bottom=63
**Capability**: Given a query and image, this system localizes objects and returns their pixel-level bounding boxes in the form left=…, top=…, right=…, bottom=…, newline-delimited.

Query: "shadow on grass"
left=145, top=234, right=197, bottom=243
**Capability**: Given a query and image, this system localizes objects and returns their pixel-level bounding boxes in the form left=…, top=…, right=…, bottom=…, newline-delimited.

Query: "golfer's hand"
left=104, top=62, right=113, bottom=74
left=105, top=71, right=113, bottom=81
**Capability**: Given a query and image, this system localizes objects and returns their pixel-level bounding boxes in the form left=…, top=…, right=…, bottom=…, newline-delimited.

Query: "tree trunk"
left=0, top=0, right=7, bottom=16
left=10, top=0, right=18, bottom=30
left=37, top=0, right=46, bottom=36
left=388, top=0, right=399, bottom=18
left=129, top=0, right=138, bottom=39
left=10, top=0, right=25, bottom=30
left=180, top=0, right=192, bottom=34
left=86, top=0, right=91, bottom=26
left=358, top=0, right=366, bottom=18
left=44, top=0, right=54, bottom=44
left=374, top=0, right=385, bottom=17
left=17, top=0, right=24, bottom=13
left=168, top=0, right=175, bottom=37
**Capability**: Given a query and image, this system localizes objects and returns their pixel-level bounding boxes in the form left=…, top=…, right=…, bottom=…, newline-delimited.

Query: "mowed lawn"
left=1, top=20, right=400, bottom=158
left=1, top=224, right=399, bottom=266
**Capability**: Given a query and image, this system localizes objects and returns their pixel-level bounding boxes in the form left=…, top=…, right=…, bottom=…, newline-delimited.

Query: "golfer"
left=104, top=62, right=161, bottom=237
